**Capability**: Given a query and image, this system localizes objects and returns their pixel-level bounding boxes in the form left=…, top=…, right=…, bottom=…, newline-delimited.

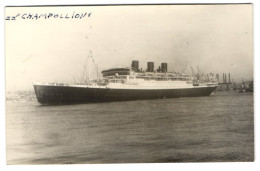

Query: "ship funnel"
left=161, top=63, right=168, bottom=73
left=131, top=60, right=139, bottom=72
left=147, top=62, right=154, bottom=72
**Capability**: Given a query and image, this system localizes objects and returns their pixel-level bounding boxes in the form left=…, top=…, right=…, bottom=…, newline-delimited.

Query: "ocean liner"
left=33, top=59, right=218, bottom=105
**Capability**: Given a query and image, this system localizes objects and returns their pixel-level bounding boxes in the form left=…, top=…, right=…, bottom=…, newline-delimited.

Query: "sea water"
left=6, top=91, right=254, bottom=164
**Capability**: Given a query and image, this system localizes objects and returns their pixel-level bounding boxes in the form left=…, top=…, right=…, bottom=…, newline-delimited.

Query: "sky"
left=5, top=4, right=253, bottom=90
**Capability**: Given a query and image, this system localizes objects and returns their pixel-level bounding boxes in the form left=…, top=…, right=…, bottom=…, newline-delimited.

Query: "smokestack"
left=147, top=62, right=154, bottom=72
left=229, top=73, right=231, bottom=83
left=161, top=63, right=168, bottom=73
left=131, top=60, right=139, bottom=72
left=223, top=73, right=225, bottom=83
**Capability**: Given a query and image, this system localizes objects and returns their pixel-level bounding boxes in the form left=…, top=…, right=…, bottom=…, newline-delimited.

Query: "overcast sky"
left=5, top=4, right=253, bottom=90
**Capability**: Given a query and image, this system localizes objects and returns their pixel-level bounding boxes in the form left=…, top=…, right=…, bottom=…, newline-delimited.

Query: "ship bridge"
left=101, top=67, right=131, bottom=77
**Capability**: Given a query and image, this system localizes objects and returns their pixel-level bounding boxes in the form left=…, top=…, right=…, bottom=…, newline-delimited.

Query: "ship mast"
left=96, top=64, right=99, bottom=80
left=83, top=50, right=92, bottom=83
left=85, top=50, right=100, bottom=83
left=197, top=65, right=200, bottom=81
left=183, top=41, right=193, bottom=76
left=87, top=51, right=92, bottom=82
left=83, top=59, right=87, bottom=84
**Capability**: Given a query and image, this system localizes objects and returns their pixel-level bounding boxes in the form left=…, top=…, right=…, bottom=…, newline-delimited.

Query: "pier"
left=217, top=73, right=232, bottom=91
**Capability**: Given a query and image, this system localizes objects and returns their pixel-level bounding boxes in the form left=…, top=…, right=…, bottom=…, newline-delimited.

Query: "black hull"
left=33, top=85, right=217, bottom=105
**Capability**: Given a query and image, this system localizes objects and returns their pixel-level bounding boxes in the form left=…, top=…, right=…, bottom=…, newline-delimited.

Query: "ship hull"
left=33, top=84, right=218, bottom=105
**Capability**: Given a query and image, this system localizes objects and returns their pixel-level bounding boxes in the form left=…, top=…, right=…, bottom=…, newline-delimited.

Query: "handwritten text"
left=5, top=12, right=92, bottom=21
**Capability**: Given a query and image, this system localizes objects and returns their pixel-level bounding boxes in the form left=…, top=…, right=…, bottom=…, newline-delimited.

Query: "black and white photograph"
left=5, top=4, right=254, bottom=164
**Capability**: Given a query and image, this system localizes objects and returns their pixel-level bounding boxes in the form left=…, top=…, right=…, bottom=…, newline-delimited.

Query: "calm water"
left=6, top=91, right=254, bottom=164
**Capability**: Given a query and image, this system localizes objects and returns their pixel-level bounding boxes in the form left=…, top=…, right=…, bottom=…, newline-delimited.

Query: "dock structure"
left=233, top=80, right=253, bottom=92
left=218, top=73, right=233, bottom=91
